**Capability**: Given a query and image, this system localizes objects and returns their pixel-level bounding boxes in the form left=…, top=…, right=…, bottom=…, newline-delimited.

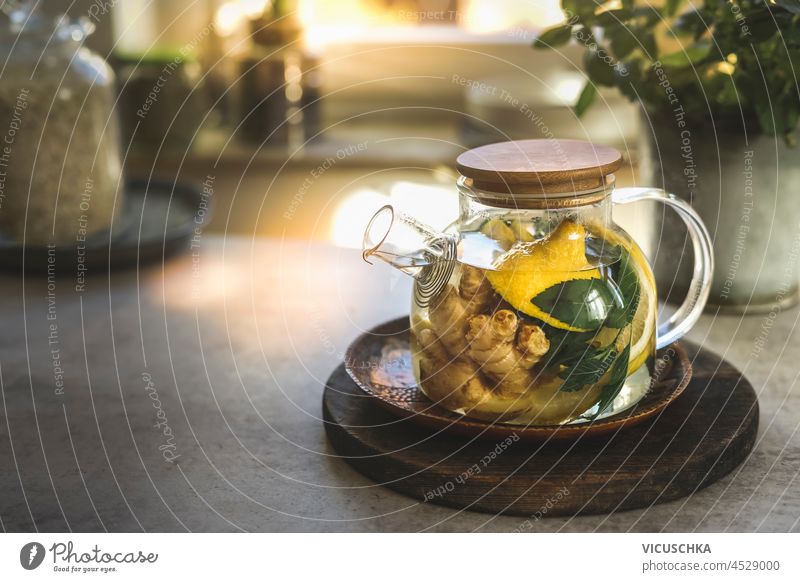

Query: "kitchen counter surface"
left=1, top=237, right=798, bottom=532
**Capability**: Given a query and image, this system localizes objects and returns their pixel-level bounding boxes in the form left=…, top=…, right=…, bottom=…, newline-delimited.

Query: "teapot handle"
left=613, top=187, right=714, bottom=350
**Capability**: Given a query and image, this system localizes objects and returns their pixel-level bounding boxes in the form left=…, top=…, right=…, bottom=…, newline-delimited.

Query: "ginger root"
left=459, top=264, right=495, bottom=309
left=518, top=323, right=550, bottom=368
left=466, top=310, right=549, bottom=398
left=428, top=265, right=494, bottom=357
left=428, top=286, right=470, bottom=357
left=416, top=328, right=491, bottom=411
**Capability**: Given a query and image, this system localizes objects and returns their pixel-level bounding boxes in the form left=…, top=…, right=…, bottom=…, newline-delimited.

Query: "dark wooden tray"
left=323, top=320, right=758, bottom=517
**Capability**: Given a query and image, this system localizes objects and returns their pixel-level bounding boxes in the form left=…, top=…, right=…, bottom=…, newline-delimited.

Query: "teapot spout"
left=362, top=205, right=455, bottom=279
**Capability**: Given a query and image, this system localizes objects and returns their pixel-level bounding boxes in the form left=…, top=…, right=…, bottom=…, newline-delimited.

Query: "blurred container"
left=0, top=6, right=122, bottom=245
left=238, top=48, right=321, bottom=147
left=115, top=48, right=206, bottom=153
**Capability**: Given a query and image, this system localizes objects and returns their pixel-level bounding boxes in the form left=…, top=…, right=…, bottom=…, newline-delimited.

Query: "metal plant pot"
left=641, top=110, right=800, bottom=313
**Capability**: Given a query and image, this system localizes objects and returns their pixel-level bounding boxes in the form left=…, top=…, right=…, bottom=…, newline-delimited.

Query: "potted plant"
left=535, top=0, right=800, bottom=312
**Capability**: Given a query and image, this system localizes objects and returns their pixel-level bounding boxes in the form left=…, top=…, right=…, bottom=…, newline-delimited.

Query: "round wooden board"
left=323, top=341, right=759, bottom=517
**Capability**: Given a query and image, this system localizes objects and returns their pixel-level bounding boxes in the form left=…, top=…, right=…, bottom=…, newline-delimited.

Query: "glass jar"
left=115, top=49, right=205, bottom=153
left=0, top=8, right=122, bottom=245
left=363, top=139, right=713, bottom=426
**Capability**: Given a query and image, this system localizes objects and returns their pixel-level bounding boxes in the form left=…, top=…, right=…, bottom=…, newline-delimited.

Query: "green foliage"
left=658, top=43, right=711, bottom=67
left=532, top=244, right=640, bottom=333
left=558, top=340, right=618, bottom=392
left=539, top=325, right=598, bottom=370
left=591, top=344, right=631, bottom=418
left=532, top=278, right=616, bottom=331
left=575, top=82, right=598, bottom=116
left=664, top=0, right=683, bottom=17
left=604, top=247, right=640, bottom=328
left=528, top=243, right=642, bottom=395
left=532, top=24, right=573, bottom=48
left=533, top=0, right=800, bottom=143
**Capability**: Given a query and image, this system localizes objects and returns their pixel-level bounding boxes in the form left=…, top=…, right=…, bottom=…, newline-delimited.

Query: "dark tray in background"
left=0, top=179, right=212, bottom=274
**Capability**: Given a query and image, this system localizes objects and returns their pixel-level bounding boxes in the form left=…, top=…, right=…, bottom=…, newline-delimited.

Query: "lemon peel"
left=486, top=221, right=600, bottom=331
left=585, top=221, right=656, bottom=375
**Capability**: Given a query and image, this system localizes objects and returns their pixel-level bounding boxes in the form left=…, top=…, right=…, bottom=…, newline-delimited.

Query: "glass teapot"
left=362, top=139, right=713, bottom=426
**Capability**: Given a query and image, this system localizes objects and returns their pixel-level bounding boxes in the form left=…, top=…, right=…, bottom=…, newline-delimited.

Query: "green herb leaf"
left=532, top=1, right=798, bottom=146
left=574, top=82, right=597, bottom=117
left=754, top=98, right=777, bottom=136
left=604, top=246, right=641, bottom=328
left=658, top=43, right=711, bottom=68
left=562, top=0, right=596, bottom=22
left=532, top=279, right=616, bottom=331
left=596, top=9, right=633, bottom=27
left=591, top=344, right=631, bottom=418
left=673, top=9, right=708, bottom=39
left=640, top=31, right=658, bottom=60
left=533, top=25, right=573, bottom=49
left=540, top=326, right=598, bottom=370
left=584, top=49, right=617, bottom=86
left=748, top=11, right=781, bottom=43
left=664, top=0, right=683, bottom=17
left=713, top=72, right=741, bottom=107
left=558, top=342, right=618, bottom=393
left=614, top=59, right=641, bottom=100
left=610, top=29, right=638, bottom=59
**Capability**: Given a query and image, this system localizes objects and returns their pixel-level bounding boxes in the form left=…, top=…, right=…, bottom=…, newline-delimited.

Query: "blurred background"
left=59, top=0, right=643, bottom=249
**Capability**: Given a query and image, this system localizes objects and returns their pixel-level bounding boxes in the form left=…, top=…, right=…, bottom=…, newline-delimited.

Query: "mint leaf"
left=584, top=49, right=616, bottom=86
left=674, top=8, right=710, bottom=39
left=540, top=326, right=598, bottom=370
left=563, top=0, right=596, bottom=21
left=558, top=342, right=618, bottom=393
left=574, top=82, right=597, bottom=117
left=664, top=0, right=682, bottom=17
left=591, top=344, right=631, bottom=419
left=610, top=29, right=638, bottom=59
left=533, top=25, right=572, bottom=49
left=754, top=97, right=778, bottom=136
left=604, top=246, right=641, bottom=328
left=596, top=9, right=634, bottom=27
left=658, top=43, right=711, bottom=68
left=532, top=278, right=616, bottom=331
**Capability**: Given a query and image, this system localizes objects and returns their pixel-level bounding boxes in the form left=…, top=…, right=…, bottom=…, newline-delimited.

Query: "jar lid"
left=456, top=139, right=623, bottom=197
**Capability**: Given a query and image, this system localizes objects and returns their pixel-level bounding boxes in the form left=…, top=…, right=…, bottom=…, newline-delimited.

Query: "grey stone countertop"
left=0, top=237, right=798, bottom=532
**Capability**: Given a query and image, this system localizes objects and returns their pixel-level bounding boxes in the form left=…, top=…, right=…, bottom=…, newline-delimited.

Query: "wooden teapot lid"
left=456, top=139, right=623, bottom=197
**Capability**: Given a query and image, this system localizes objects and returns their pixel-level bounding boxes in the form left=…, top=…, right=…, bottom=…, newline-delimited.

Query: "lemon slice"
left=508, top=219, right=535, bottom=242
left=486, top=221, right=600, bottom=331
left=480, top=218, right=516, bottom=250
left=624, top=247, right=656, bottom=374
left=593, top=224, right=656, bottom=375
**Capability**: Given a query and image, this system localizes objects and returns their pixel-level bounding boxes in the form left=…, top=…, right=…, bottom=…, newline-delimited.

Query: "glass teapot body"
left=363, top=139, right=712, bottom=426
left=407, top=180, right=656, bottom=425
